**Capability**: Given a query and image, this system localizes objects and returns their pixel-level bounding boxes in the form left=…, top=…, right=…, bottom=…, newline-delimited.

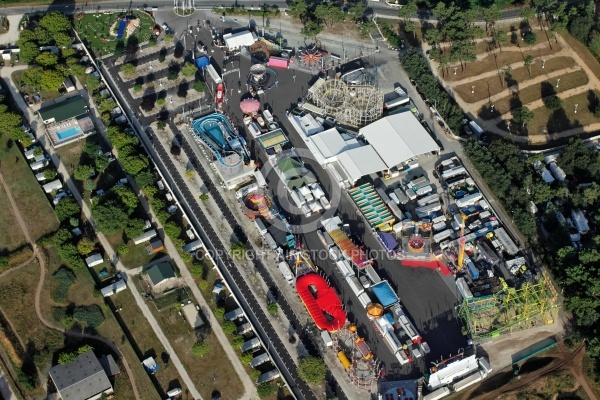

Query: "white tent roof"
left=310, top=128, right=348, bottom=159
left=223, top=30, right=256, bottom=49
left=336, top=146, right=387, bottom=184
left=360, top=113, right=440, bottom=168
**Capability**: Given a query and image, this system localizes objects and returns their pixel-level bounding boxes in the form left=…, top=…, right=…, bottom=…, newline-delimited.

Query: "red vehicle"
left=215, top=82, right=225, bottom=103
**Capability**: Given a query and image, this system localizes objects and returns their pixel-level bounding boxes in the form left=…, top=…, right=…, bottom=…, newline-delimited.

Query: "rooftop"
left=49, top=350, right=112, bottom=400
left=39, top=95, right=88, bottom=124
left=147, top=262, right=176, bottom=285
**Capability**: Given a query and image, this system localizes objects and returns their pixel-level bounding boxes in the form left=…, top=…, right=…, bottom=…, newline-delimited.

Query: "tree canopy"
left=298, top=356, right=327, bottom=384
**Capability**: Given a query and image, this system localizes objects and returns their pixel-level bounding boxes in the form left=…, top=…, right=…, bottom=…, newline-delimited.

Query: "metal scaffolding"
left=332, top=324, right=380, bottom=390
left=459, top=271, right=560, bottom=339
left=306, top=78, right=382, bottom=128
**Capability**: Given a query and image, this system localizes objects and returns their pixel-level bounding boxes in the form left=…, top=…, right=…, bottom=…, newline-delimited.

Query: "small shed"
left=133, top=229, right=157, bottom=245
left=63, top=76, right=76, bottom=93
left=145, top=238, right=164, bottom=254
left=181, top=303, right=205, bottom=328
left=85, top=253, right=103, bottom=268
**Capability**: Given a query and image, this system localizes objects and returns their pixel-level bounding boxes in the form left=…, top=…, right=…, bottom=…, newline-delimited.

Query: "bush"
left=192, top=340, right=210, bottom=357
left=179, top=250, right=193, bottom=263
left=222, top=320, right=237, bottom=335
left=167, top=70, right=179, bottom=81
left=76, top=238, right=94, bottom=255
left=163, top=221, right=182, bottom=238
left=193, top=80, right=205, bottom=92
left=73, top=305, right=105, bottom=328
left=257, top=383, right=277, bottom=398
left=544, top=95, right=562, bottom=110
left=124, top=219, right=146, bottom=239
left=51, top=267, right=76, bottom=303
left=298, top=356, right=327, bottom=384
left=214, top=307, right=225, bottom=319
left=157, top=98, right=166, bottom=106
left=181, top=62, right=197, bottom=77
left=57, top=243, right=86, bottom=270
left=267, top=303, right=278, bottom=315
left=120, top=63, right=136, bottom=75
left=523, top=31, right=537, bottom=45
left=231, top=335, right=245, bottom=348
left=240, top=351, right=253, bottom=365
left=118, top=243, right=129, bottom=255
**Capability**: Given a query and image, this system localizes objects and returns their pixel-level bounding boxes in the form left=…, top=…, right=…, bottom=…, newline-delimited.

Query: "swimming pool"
left=57, top=126, right=83, bottom=141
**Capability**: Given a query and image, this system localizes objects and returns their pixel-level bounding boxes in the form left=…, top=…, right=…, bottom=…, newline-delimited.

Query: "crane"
left=457, top=214, right=467, bottom=270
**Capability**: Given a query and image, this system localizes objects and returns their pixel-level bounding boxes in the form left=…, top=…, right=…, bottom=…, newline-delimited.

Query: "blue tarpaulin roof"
left=195, top=56, right=210, bottom=69
left=371, top=281, right=399, bottom=308
left=377, top=232, right=398, bottom=251
left=384, top=312, right=394, bottom=325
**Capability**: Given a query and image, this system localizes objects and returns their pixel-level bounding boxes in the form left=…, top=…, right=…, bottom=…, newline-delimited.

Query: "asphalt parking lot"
left=106, top=17, right=468, bottom=382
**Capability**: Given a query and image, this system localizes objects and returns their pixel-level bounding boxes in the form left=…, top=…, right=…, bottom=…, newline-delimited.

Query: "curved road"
left=0, top=172, right=141, bottom=400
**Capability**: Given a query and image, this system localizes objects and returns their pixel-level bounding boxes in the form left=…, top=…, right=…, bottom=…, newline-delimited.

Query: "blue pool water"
left=57, top=126, right=82, bottom=141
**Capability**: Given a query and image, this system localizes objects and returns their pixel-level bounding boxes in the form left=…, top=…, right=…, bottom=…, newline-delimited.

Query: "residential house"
left=48, top=350, right=113, bottom=400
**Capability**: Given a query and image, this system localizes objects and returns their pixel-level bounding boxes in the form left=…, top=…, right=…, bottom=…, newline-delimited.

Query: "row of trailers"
left=320, top=217, right=431, bottom=367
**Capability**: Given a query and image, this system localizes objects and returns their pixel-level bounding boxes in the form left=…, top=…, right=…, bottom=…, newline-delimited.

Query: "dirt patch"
left=455, top=56, right=578, bottom=104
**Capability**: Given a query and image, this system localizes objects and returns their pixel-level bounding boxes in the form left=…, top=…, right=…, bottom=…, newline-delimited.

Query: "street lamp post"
left=574, top=104, right=578, bottom=114
left=471, top=85, right=475, bottom=94
left=453, top=67, right=457, bottom=75
left=491, top=104, right=495, bottom=113
left=556, top=78, right=560, bottom=88
left=542, top=59, right=546, bottom=69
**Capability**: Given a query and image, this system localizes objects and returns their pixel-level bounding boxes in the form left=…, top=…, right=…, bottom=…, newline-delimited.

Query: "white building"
left=222, top=30, right=257, bottom=51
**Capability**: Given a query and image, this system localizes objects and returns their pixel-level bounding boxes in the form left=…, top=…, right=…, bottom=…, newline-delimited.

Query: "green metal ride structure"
left=459, top=270, right=560, bottom=339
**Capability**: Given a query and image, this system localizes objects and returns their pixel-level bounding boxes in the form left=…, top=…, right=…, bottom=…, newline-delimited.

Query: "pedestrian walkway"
left=0, top=15, right=23, bottom=46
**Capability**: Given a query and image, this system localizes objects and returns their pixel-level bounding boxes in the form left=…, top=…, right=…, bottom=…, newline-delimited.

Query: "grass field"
left=112, top=285, right=187, bottom=397
left=73, top=11, right=155, bottom=56
left=562, top=31, right=600, bottom=82
left=0, top=130, right=59, bottom=243
left=0, top=185, right=27, bottom=252
left=441, top=41, right=562, bottom=83
left=106, top=231, right=162, bottom=268
left=455, top=56, right=578, bottom=103
left=37, top=245, right=159, bottom=400
left=523, top=90, right=600, bottom=135
left=480, top=70, right=590, bottom=118
left=134, top=276, right=245, bottom=400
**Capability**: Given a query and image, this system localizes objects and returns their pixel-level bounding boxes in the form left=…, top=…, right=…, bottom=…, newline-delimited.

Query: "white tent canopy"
left=223, top=30, right=257, bottom=50
left=311, top=128, right=349, bottom=160
left=360, top=113, right=440, bottom=168
left=335, top=146, right=387, bottom=184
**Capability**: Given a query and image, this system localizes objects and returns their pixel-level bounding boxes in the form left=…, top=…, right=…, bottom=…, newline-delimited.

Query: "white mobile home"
left=85, top=253, right=103, bottom=267
left=133, top=229, right=157, bottom=245
left=42, top=179, right=63, bottom=193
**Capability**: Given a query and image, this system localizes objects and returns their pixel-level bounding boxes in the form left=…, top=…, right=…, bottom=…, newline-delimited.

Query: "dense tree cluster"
left=287, top=0, right=366, bottom=39
left=16, top=13, right=88, bottom=90
left=401, top=48, right=464, bottom=133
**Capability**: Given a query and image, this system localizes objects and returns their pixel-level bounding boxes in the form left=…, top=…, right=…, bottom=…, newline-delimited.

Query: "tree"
left=40, top=69, right=66, bottom=90
left=87, top=76, right=100, bottom=92
left=77, top=238, right=94, bottom=255
left=135, top=171, right=155, bottom=189
left=120, top=63, right=136, bottom=76
left=0, top=104, right=22, bottom=139
left=84, top=180, right=96, bottom=192
left=288, top=0, right=309, bottom=22
left=74, top=164, right=95, bottom=181
left=523, top=31, right=537, bottom=45
left=520, top=7, right=536, bottom=28
left=118, top=244, right=129, bottom=255
left=185, top=169, right=195, bottom=179
left=44, top=168, right=58, bottom=181
left=122, top=153, right=149, bottom=176
left=193, top=80, right=205, bottom=92
left=192, top=341, right=210, bottom=357
left=167, top=70, right=179, bottom=81
left=54, top=32, right=72, bottom=48
left=92, top=199, right=129, bottom=234
left=112, top=186, right=138, bottom=214
left=124, top=218, right=146, bottom=239
left=35, top=51, right=58, bottom=67
left=524, top=55, right=534, bottom=76
left=181, top=62, right=197, bottom=77
left=199, top=193, right=209, bottom=202
left=157, top=120, right=167, bottom=131
left=257, top=383, right=277, bottom=398
left=99, top=99, right=117, bottom=115
left=398, top=0, right=417, bottom=23
left=314, top=3, right=344, bottom=27
left=298, top=356, right=327, bottom=384
left=240, top=352, right=253, bottom=365
left=543, top=95, right=562, bottom=110
left=19, top=41, right=40, bottom=63
left=568, top=14, right=595, bottom=44
left=512, top=107, right=534, bottom=127
left=347, top=2, right=367, bottom=22
left=95, top=154, right=110, bottom=172
left=494, top=30, right=508, bottom=51
left=54, top=197, right=80, bottom=221
left=84, top=141, right=100, bottom=159
left=40, top=12, right=71, bottom=34
left=163, top=221, right=182, bottom=238
left=300, top=20, right=323, bottom=40
left=231, top=335, right=245, bottom=348
left=106, top=126, right=138, bottom=149
left=230, top=242, right=247, bottom=260
left=482, top=5, right=501, bottom=33
left=134, top=83, right=143, bottom=92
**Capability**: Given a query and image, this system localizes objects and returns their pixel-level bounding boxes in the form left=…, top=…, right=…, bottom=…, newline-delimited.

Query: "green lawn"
left=12, top=70, right=63, bottom=102
left=0, top=185, right=27, bottom=252
left=0, top=127, right=59, bottom=243
left=73, top=11, right=155, bottom=56
left=105, top=231, right=163, bottom=269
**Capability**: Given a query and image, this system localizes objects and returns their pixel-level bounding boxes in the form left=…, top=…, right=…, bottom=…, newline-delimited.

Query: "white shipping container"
left=357, top=292, right=371, bottom=308
left=417, top=193, right=440, bottom=207
left=346, top=275, right=364, bottom=296
left=432, top=221, right=447, bottom=232
left=415, top=185, right=433, bottom=197
left=433, top=229, right=453, bottom=243
left=265, top=233, right=278, bottom=250
left=336, top=260, right=354, bottom=278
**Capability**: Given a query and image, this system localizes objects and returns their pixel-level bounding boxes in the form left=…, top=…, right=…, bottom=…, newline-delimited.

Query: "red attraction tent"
left=296, top=273, right=346, bottom=332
